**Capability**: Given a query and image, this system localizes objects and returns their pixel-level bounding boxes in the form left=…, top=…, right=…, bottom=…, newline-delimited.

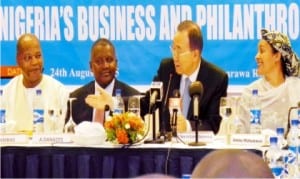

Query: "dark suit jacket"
left=67, top=80, right=140, bottom=124
left=143, top=58, right=228, bottom=134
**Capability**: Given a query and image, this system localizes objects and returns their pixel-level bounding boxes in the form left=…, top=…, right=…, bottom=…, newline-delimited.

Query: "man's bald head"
left=17, top=33, right=41, bottom=55
left=16, top=33, right=44, bottom=88
left=192, top=149, right=274, bottom=178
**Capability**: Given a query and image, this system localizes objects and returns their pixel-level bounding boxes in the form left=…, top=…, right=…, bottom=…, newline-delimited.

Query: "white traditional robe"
left=3, top=74, right=69, bottom=133
left=238, top=76, right=300, bottom=134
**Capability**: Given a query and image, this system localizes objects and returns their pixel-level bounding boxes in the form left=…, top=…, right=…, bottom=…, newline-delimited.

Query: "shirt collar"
left=182, top=60, right=201, bottom=82
left=180, top=61, right=201, bottom=95
left=94, top=79, right=115, bottom=95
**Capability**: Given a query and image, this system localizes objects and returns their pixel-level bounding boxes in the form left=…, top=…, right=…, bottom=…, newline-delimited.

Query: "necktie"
left=182, top=77, right=191, bottom=118
left=94, top=109, right=105, bottom=124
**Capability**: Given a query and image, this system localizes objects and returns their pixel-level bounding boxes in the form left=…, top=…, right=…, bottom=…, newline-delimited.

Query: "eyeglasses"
left=169, top=45, right=192, bottom=57
left=93, top=57, right=115, bottom=65
left=22, top=53, right=42, bottom=62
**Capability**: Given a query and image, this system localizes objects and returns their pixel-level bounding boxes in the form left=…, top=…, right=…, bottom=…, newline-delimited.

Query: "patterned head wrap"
left=261, top=29, right=300, bottom=77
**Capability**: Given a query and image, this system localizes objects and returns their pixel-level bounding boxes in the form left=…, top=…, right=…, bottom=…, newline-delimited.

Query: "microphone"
left=188, top=81, right=205, bottom=146
left=169, top=89, right=181, bottom=137
left=189, top=81, right=204, bottom=120
left=161, top=73, right=173, bottom=137
left=145, top=81, right=164, bottom=144
left=163, top=73, right=173, bottom=108
left=150, top=81, right=163, bottom=109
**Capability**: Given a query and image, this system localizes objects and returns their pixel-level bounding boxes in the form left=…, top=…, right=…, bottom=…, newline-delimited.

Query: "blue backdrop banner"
left=1, top=0, right=299, bottom=87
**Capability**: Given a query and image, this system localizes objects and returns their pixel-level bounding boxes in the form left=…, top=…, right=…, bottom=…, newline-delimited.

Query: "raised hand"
left=85, top=87, right=113, bottom=110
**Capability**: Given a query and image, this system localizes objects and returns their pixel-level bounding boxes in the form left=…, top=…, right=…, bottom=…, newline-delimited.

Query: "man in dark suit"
left=83, top=21, right=228, bottom=134
left=66, top=38, right=140, bottom=125
left=147, top=20, right=228, bottom=134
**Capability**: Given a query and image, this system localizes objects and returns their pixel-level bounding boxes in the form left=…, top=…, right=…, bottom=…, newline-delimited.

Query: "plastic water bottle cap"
left=252, top=89, right=258, bottom=95
left=181, top=174, right=191, bottom=179
left=291, top=119, right=298, bottom=126
left=270, top=136, right=278, bottom=144
left=36, top=89, right=42, bottom=95
left=276, top=127, right=284, bottom=135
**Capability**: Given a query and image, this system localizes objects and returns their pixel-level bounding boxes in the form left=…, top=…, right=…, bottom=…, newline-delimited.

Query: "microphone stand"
left=160, top=106, right=170, bottom=141
left=171, top=109, right=178, bottom=137
left=188, top=119, right=205, bottom=146
left=144, top=104, right=164, bottom=144
left=188, top=96, right=206, bottom=146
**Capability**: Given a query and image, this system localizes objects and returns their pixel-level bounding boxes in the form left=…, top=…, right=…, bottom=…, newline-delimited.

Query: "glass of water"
left=219, top=97, right=233, bottom=120
left=128, top=96, right=141, bottom=117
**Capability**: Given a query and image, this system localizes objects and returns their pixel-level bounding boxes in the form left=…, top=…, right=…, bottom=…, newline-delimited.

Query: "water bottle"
left=113, top=89, right=125, bottom=114
left=276, top=127, right=286, bottom=149
left=285, top=119, right=299, bottom=178
left=265, top=136, right=284, bottom=178
left=0, top=89, right=6, bottom=134
left=33, top=89, right=44, bottom=133
left=298, top=109, right=300, bottom=128
left=249, top=89, right=262, bottom=134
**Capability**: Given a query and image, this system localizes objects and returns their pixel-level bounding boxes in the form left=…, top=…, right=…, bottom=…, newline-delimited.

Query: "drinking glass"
left=218, top=96, right=235, bottom=136
left=231, top=96, right=244, bottom=133
left=64, top=98, right=77, bottom=133
left=55, top=109, right=64, bottom=133
left=46, top=109, right=55, bottom=133
left=219, top=97, right=233, bottom=120
left=46, top=108, right=64, bottom=133
left=128, top=96, right=141, bottom=117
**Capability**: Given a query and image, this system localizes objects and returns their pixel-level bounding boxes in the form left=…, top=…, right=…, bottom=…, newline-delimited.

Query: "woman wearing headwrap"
left=236, top=29, right=300, bottom=134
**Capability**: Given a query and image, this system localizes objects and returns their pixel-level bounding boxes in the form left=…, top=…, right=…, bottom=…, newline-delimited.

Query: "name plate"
left=0, top=134, right=29, bottom=144
left=31, top=134, right=73, bottom=144
left=177, top=131, right=215, bottom=143
left=229, top=134, right=266, bottom=146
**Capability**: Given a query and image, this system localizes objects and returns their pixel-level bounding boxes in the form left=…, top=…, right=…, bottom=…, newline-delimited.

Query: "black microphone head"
left=189, top=81, right=204, bottom=98
left=172, top=89, right=180, bottom=98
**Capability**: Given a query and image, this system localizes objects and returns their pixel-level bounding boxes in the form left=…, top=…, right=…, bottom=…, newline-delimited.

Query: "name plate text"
left=0, top=134, right=29, bottom=144
left=177, top=131, right=215, bottom=143
left=31, top=134, right=73, bottom=144
left=229, top=134, right=266, bottom=146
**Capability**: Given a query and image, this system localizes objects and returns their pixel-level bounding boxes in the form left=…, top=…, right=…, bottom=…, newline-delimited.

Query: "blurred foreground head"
left=191, top=149, right=274, bottom=178
left=135, top=173, right=175, bottom=179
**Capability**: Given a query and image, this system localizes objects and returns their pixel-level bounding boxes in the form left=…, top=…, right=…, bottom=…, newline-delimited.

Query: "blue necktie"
left=182, top=77, right=191, bottom=118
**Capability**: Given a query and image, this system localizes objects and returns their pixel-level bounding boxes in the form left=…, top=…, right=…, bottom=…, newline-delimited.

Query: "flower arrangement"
left=104, top=112, right=145, bottom=144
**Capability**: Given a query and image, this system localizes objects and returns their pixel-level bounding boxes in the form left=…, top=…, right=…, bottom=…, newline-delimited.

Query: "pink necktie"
left=94, top=109, right=105, bottom=124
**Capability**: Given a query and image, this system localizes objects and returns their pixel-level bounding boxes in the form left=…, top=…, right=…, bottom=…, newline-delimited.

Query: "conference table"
left=1, top=135, right=264, bottom=178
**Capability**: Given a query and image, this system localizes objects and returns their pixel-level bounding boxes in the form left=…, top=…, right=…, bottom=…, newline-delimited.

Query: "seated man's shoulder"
left=43, top=74, right=64, bottom=85
left=70, top=81, right=94, bottom=98
left=115, top=80, right=140, bottom=96
left=203, top=59, right=227, bottom=76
